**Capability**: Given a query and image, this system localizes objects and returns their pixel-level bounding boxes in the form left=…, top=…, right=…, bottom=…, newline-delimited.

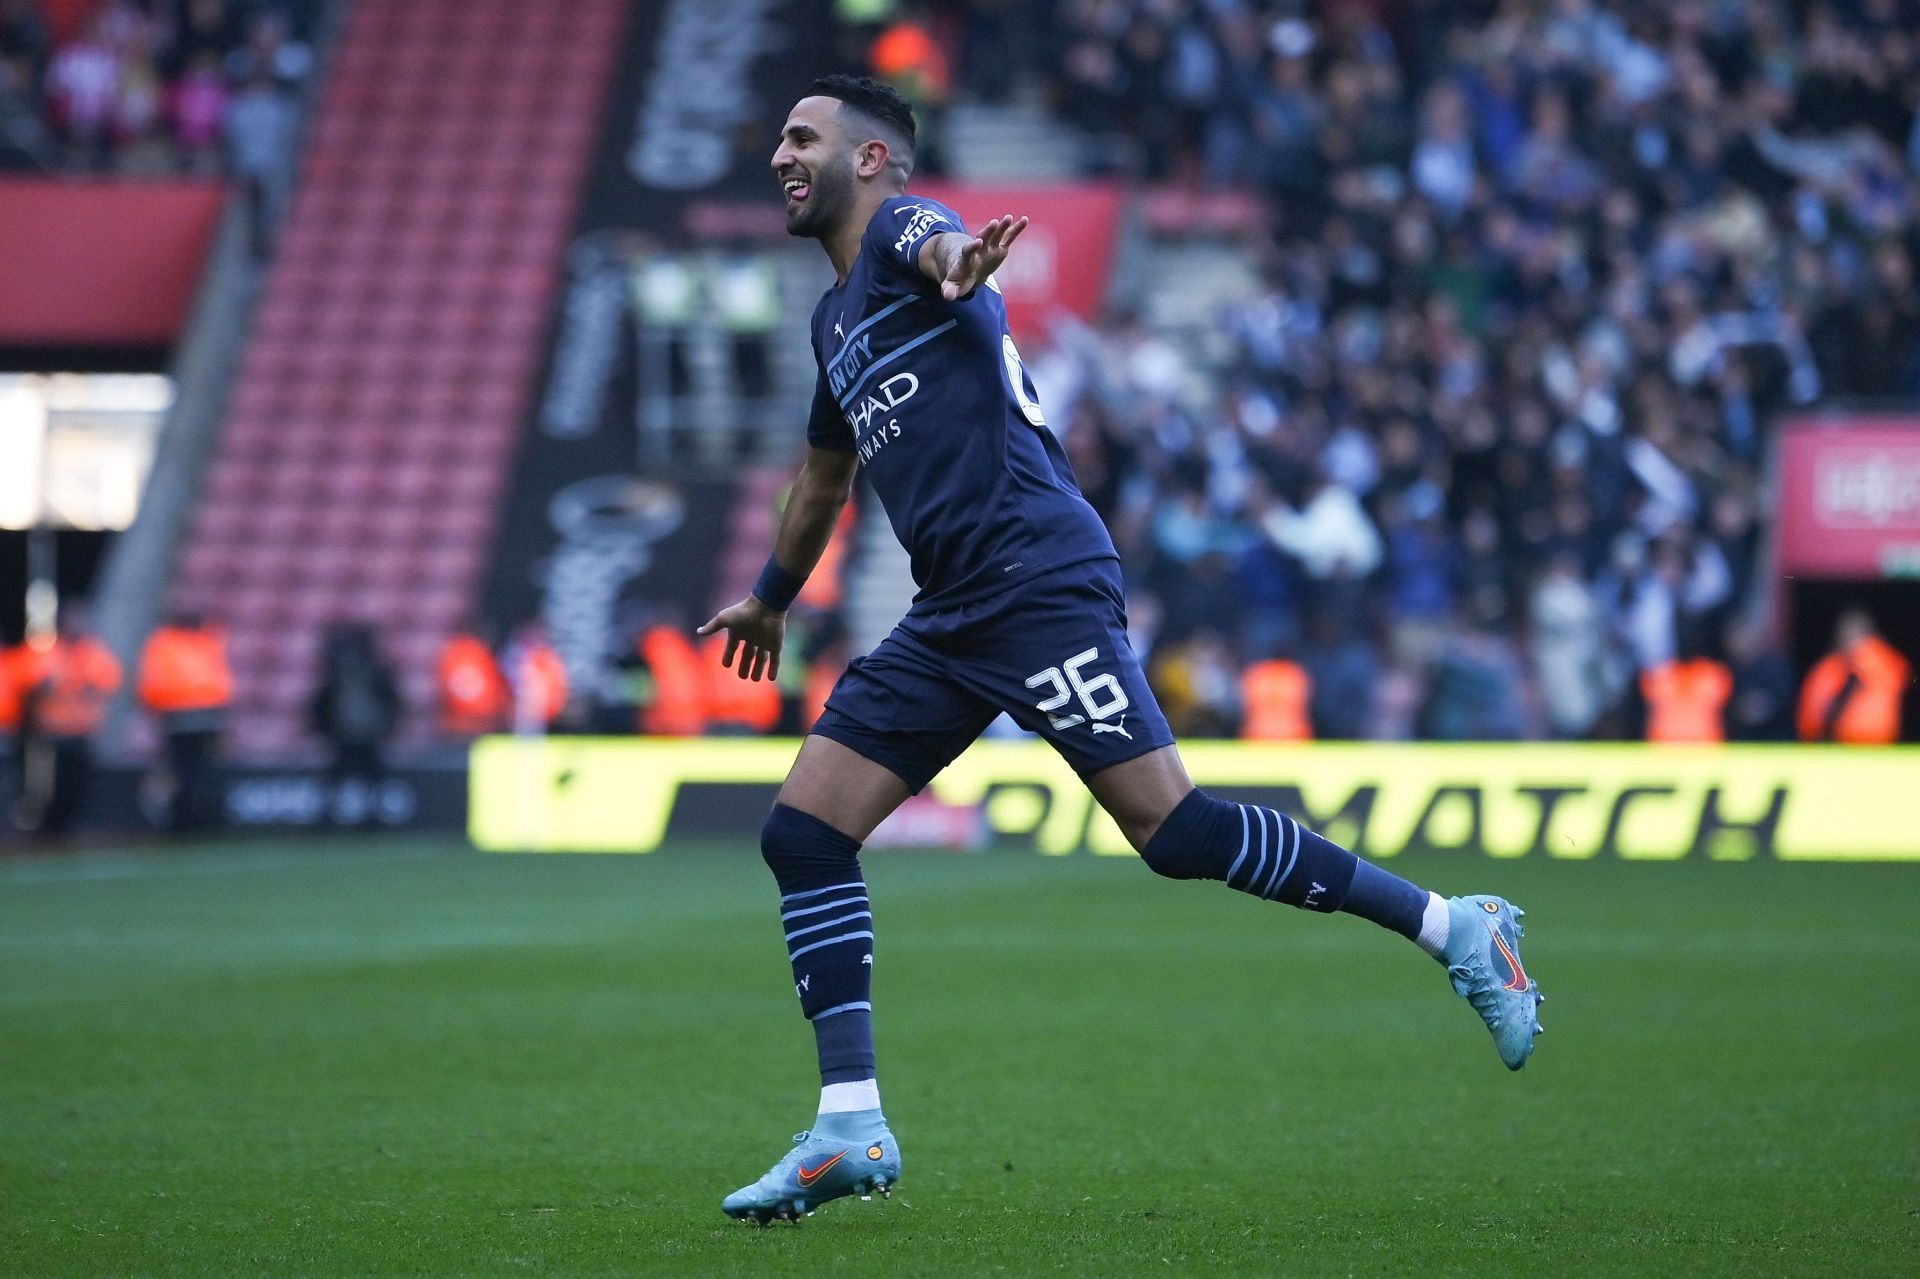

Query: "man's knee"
left=1136, top=787, right=1229, bottom=880
left=761, top=802, right=861, bottom=879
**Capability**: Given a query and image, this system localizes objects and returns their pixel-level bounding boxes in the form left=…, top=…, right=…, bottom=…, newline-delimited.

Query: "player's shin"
left=1140, top=789, right=1449, bottom=955
left=761, top=803, right=884, bottom=1122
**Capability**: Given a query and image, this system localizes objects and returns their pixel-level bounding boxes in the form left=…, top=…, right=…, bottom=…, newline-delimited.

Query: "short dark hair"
left=806, top=73, right=917, bottom=171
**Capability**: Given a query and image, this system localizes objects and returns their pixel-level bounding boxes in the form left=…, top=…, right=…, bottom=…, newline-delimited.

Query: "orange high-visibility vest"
left=870, top=22, right=950, bottom=97
left=1241, top=659, right=1313, bottom=741
left=512, top=641, right=569, bottom=728
left=436, top=634, right=509, bottom=735
left=796, top=506, right=856, bottom=612
left=29, top=636, right=121, bottom=737
left=805, top=658, right=842, bottom=731
left=1641, top=658, right=1734, bottom=743
left=640, top=627, right=707, bottom=737
left=702, top=633, right=780, bottom=732
left=0, top=643, right=45, bottom=732
left=1799, top=636, right=1910, bottom=744
left=138, top=625, right=233, bottom=715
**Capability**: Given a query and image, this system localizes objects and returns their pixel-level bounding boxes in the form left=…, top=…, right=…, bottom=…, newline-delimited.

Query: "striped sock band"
left=1142, top=789, right=1430, bottom=940
left=1223, top=803, right=1306, bottom=903
left=780, top=879, right=875, bottom=966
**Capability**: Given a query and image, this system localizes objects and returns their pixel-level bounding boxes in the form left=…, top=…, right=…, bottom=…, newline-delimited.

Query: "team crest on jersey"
left=893, top=204, right=952, bottom=252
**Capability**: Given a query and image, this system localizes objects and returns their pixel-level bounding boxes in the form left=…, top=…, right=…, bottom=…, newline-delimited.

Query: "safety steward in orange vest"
left=0, top=641, right=40, bottom=736
left=703, top=632, right=780, bottom=735
left=1240, top=659, right=1314, bottom=741
left=139, top=615, right=232, bottom=722
left=138, top=612, right=233, bottom=830
left=20, top=615, right=121, bottom=835
left=0, top=639, right=48, bottom=828
left=870, top=15, right=951, bottom=110
left=639, top=625, right=707, bottom=737
left=31, top=626, right=121, bottom=739
left=1799, top=610, right=1911, bottom=744
left=796, top=506, right=856, bottom=613
left=436, top=631, right=509, bottom=737
left=804, top=658, right=839, bottom=732
left=0, top=647, right=18, bottom=736
left=503, top=625, right=568, bottom=733
left=1641, top=656, right=1734, bottom=743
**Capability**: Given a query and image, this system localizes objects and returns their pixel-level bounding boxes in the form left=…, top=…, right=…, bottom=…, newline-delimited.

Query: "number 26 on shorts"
left=1024, top=647, right=1129, bottom=731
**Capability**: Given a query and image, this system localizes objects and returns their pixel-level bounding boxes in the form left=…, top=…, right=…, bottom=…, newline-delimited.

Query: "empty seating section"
left=169, top=0, right=625, bottom=758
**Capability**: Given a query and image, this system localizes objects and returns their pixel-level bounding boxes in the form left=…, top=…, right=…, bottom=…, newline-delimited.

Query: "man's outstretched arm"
left=698, top=444, right=859, bottom=681
left=917, top=214, right=1027, bottom=300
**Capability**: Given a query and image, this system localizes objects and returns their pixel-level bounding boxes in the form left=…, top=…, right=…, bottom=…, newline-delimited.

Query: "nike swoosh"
left=1488, top=923, right=1529, bottom=993
left=796, top=1149, right=848, bottom=1186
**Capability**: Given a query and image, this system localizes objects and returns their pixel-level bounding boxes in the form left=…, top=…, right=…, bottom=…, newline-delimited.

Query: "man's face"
left=772, top=97, right=860, bottom=239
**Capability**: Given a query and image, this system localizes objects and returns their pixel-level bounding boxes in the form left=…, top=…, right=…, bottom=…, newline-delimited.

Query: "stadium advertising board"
left=81, top=765, right=468, bottom=832
left=912, top=181, right=1124, bottom=339
left=469, top=739, right=1920, bottom=861
left=0, top=179, right=224, bottom=347
left=1776, top=416, right=1920, bottom=578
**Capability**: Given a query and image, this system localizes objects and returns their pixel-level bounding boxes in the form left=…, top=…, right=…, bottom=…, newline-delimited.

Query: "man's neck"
left=823, top=189, right=896, bottom=284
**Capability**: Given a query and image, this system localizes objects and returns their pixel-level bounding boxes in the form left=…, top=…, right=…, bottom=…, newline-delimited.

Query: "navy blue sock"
left=1140, top=789, right=1429, bottom=940
left=1343, top=857, right=1431, bottom=941
left=760, top=804, right=875, bottom=1085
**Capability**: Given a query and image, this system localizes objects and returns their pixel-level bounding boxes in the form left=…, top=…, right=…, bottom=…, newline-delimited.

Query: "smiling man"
left=699, top=75, right=1544, bottom=1225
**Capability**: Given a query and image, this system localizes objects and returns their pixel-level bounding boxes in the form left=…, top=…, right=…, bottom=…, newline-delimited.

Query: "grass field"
left=2, top=837, right=1916, bottom=1277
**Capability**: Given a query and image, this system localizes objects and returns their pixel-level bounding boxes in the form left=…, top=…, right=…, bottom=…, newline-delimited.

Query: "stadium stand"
left=165, top=0, right=624, bottom=757
left=0, top=0, right=322, bottom=174
left=846, top=0, right=1920, bottom=742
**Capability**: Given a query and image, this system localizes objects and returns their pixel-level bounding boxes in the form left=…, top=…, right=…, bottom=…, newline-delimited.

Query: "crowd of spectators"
left=860, top=0, right=1920, bottom=741
left=0, top=0, right=310, bottom=174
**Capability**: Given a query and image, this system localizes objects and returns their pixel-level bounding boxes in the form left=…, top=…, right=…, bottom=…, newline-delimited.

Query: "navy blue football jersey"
left=806, top=195, right=1117, bottom=613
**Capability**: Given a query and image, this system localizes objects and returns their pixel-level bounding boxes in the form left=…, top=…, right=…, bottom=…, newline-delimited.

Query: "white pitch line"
left=0, top=843, right=452, bottom=887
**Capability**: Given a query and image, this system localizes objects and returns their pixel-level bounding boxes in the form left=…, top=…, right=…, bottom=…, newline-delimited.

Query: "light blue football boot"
left=721, top=1110, right=901, bottom=1223
left=1441, top=895, right=1543, bottom=1071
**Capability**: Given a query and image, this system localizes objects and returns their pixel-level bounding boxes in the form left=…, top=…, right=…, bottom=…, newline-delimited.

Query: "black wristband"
left=752, top=557, right=804, bottom=613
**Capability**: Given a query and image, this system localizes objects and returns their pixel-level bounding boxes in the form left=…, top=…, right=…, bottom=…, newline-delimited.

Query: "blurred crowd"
left=0, top=0, right=310, bottom=173
left=851, top=0, right=1920, bottom=740
left=4, top=579, right=1902, bottom=842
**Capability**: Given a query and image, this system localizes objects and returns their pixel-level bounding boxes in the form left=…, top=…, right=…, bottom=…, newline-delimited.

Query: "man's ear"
left=857, top=140, right=890, bottom=179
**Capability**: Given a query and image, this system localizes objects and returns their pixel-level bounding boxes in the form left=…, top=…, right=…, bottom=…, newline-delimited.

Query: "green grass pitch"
left=2, top=837, right=1915, bottom=1276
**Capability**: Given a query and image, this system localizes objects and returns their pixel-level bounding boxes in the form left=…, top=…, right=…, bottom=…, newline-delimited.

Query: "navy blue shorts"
left=812, top=558, right=1175, bottom=793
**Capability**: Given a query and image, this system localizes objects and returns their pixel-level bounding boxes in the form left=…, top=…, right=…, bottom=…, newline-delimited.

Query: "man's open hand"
left=939, top=214, right=1029, bottom=301
left=696, top=596, right=785, bottom=681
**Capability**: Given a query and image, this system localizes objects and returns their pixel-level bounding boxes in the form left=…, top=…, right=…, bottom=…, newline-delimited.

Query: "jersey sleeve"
left=863, top=195, right=966, bottom=291
left=803, top=298, right=854, bottom=451
left=806, top=367, right=854, bottom=452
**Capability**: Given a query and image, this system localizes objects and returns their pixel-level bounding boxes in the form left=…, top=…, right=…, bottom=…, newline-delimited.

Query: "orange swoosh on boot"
left=796, top=1150, right=849, bottom=1186
left=1488, top=924, right=1529, bottom=993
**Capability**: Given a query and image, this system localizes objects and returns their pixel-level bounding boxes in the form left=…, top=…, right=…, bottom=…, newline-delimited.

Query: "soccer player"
left=700, top=75, right=1543, bottom=1224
